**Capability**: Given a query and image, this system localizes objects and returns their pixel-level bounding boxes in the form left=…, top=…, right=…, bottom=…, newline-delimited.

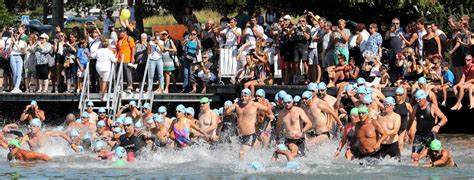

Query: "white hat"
left=40, top=33, right=49, bottom=40
left=283, top=15, right=292, bottom=20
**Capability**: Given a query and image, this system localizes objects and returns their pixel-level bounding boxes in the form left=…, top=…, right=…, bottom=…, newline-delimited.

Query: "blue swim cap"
left=30, top=100, right=38, bottom=106
left=250, top=161, right=263, bottom=170
left=213, top=109, right=219, bottom=115
left=81, top=112, right=90, bottom=118
left=185, top=107, right=195, bottom=116
left=135, top=121, right=143, bottom=128
left=277, top=144, right=288, bottom=151
left=158, top=106, right=167, bottom=113
left=70, top=129, right=80, bottom=137
left=176, top=104, right=186, bottom=113
left=94, top=140, right=105, bottom=150
left=415, top=89, right=427, bottom=101
left=75, top=118, right=83, bottom=124
left=87, top=101, right=94, bottom=107
left=363, top=95, right=373, bottom=104
left=307, top=83, right=318, bottom=91
left=148, top=116, right=155, bottom=124
left=357, top=77, right=366, bottom=85
left=115, top=146, right=126, bottom=158
left=241, top=88, right=251, bottom=96
left=98, top=107, right=106, bottom=113
left=154, top=114, right=164, bottom=123
left=271, top=102, right=277, bottom=107
left=113, top=127, right=122, bottom=133
left=418, top=77, right=427, bottom=84
left=224, top=100, right=233, bottom=107
left=129, top=101, right=137, bottom=106
left=255, top=89, right=266, bottom=97
left=142, top=103, right=151, bottom=110
left=277, top=90, right=287, bottom=99
left=115, top=117, right=124, bottom=125
left=318, top=82, right=327, bottom=90
left=218, top=107, right=224, bottom=115
left=283, top=94, right=293, bottom=103
left=123, top=117, right=133, bottom=125
left=395, top=87, right=405, bottom=95
left=293, top=95, right=301, bottom=103
left=302, top=91, right=313, bottom=100
left=97, top=121, right=106, bottom=128
left=286, top=161, right=300, bottom=169
left=384, top=96, right=396, bottom=106
left=31, top=118, right=42, bottom=128
left=357, top=86, right=367, bottom=94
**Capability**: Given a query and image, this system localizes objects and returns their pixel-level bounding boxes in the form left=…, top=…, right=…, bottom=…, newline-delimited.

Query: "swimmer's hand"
left=423, top=163, right=433, bottom=167
left=334, top=150, right=340, bottom=158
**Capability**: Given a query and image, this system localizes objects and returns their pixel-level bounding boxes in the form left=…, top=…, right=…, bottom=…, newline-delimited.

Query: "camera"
left=249, top=22, right=255, bottom=28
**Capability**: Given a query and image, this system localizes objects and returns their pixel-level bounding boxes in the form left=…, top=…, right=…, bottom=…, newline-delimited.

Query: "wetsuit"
left=394, top=102, right=409, bottom=135
left=412, top=103, right=435, bottom=154
left=119, top=133, right=146, bottom=161
left=220, top=113, right=238, bottom=144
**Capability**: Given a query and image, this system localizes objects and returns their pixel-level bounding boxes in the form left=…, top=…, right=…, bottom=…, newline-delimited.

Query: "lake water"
left=1, top=132, right=473, bottom=179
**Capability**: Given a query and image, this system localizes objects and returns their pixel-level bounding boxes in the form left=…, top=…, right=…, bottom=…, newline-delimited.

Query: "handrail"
left=78, top=62, right=90, bottom=115
left=110, top=59, right=124, bottom=121
left=105, top=62, right=116, bottom=112
left=137, top=57, right=151, bottom=111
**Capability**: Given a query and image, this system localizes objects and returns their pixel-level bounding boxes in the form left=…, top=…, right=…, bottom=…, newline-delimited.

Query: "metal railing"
left=137, top=57, right=153, bottom=111
left=109, top=59, right=125, bottom=121
left=78, top=62, right=91, bottom=114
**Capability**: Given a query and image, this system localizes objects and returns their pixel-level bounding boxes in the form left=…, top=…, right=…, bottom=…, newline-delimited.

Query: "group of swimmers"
left=0, top=76, right=457, bottom=168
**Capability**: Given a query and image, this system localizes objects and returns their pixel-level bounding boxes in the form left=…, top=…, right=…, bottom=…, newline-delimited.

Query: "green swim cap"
left=350, top=108, right=359, bottom=115
left=9, top=139, right=21, bottom=148
left=430, top=139, right=442, bottom=151
left=114, top=159, right=127, bottom=167
left=358, top=106, right=369, bottom=114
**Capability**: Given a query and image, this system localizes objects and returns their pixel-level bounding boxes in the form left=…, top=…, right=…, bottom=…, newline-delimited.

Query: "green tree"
left=0, top=0, right=14, bottom=29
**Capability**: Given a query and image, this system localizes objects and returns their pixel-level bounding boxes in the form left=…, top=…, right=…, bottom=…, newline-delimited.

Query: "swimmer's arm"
left=299, top=108, right=312, bottom=133
left=204, top=113, right=218, bottom=134
left=116, top=106, right=126, bottom=117
left=35, top=110, right=45, bottom=121
left=274, top=114, right=284, bottom=142
left=190, top=121, right=207, bottom=137
left=20, top=111, right=29, bottom=122
left=432, top=105, right=448, bottom=128
left=407, top=106, right=417, bottom=132
left=432, top=150, right=450, bottom=167
left=336, top=126, right=349, bottom=153
left=2, top=123, right=19, bottom=134
left=256, top=102, right=271, bottom=115
left=20, top=135, right=29, bottom=147
left=224, top=104, right=237, bottom=116
left=418, top=149, right=429, bottom=159
left=319, top=103, right=343, bottom=126
left=372, top=120, right=388, bottom=148
left=44, top=131, right=79, bottom=152
left=429, top=92, right=438, bottom=108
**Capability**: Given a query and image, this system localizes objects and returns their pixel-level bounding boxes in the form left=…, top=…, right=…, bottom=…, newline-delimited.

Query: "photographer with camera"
left=20, top=101, right=45, bottom=123
left=384, top=18, right=404, bottom=68
left=331, top=19, right=351, bottom=68
left=116, top=101, right=142, bottom=122
left=100, top=10, right=116, bottom=38
left=6, top=30, right=27, bottom=93
left=293, top=16, right=311, bottom=84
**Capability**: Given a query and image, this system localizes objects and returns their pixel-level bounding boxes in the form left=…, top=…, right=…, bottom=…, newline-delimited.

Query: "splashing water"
left=0, top=128, right=473, bottom=179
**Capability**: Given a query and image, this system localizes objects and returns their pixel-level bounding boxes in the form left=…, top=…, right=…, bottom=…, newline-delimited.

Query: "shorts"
left=323, top=49, right=336, bottom=68
left=98, top=70, right=110, bottom=81
left=306, top=130, right=330, bottom=139
left=239, top=133, right=257, bottom=147
left=352, top=146, right=381, bottom=159
left=412, top=132, right=435, bottom=154
left=284, top=137, right=306, bottom=156
left=379, top=142, right=400, bottom=158
left=294, top=44, right=309, bottom=62
left=308, top=48, right=318, bottom=65
left=36, top=64, right=49, bottom=80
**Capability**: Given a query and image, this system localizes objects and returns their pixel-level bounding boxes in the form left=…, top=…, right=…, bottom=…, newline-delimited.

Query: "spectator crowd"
left=0, top=6, right=473, bottom=110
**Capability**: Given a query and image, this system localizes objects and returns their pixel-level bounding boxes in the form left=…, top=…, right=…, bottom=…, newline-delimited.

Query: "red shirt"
left=463, top=64, right=474, bottom=81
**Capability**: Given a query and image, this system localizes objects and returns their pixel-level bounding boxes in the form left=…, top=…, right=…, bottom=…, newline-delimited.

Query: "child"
left=439, top=62, right=455, bottom=106
left=76, top=39, right=91, bottom=93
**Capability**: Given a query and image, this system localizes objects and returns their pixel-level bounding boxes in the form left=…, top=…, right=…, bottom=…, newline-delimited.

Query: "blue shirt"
left=442, top=70, right=455, bottom=86
left=77, top=48, right=90, bottom=65
left=366, top=32, right=382, bottom=54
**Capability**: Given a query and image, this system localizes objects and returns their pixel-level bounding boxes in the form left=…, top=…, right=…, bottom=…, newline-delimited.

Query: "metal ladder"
left=78, top=62, right=91, bottom=115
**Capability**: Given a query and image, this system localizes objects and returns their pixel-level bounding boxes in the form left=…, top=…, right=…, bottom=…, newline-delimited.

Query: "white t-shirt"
left=149, top=40, right=163, bottom=60
left=6, top=39, right=26, bottom=55
left=88, top=37, right=101, bottom=54
left=417, top=30, right=427, bottom=55
left=309, top=26, right=321, bottom=49
left=221, top=27, right=242, bottom=46
left=245, top=25, right=265, bottom=43
left=92, top=47, right=117, bottom=72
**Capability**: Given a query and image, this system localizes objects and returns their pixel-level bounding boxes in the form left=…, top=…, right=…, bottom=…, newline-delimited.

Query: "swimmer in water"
left=7, top=139, right=50, bottom=162
left=21, top=118, right=79, bottom=152
left=169, top=105, right=208, bottom=148
left=198, top=97, right=220, bottom=143
left=418, top=139, right=457, bottom=167
left=224, top=88, right=272, bottom=160
left=254, top=89, right=275, bottom=148
left=335, top=108, right=360, bottom=160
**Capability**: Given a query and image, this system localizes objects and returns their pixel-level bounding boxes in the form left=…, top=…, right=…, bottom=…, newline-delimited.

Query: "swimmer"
left=198, top=97, right=219, bottom=142
left=158, top=106, right=173, bottom=130
left=140, top=103, right=154, bottom=126
left=117, top=101, right=142, bottom=122
left=169, top=105, right=208, bottom=148
left=85, top=101, right=99, bottom=132
left=20, top=100, right=46, bottom=123
left=21, top=118, right=79, bottom=152
left=119, top=117, right=147, bottom=161
left=254, top=89, right=274, bottom=148
left=272, top=143, right=296, bottom=161
left=224, top=88, right=271, bottom=160
left=418, top=139, right=457, bottom=167
left=335, top=108, right=360, bottom=160
left=393, top=87, right=413, bottom=150
left=7, top=139, right=50, bottom=162
left=274, top=94, right=312, bottom=158
left=352, top=106, right=388, bottom=159
left=377, top=97, right=401, bottom=159
left=408, top=90, right=448, bottom=166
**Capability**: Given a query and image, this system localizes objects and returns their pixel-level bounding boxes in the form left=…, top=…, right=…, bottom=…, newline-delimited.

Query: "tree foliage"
left=0, top=0, right=14, bottom=28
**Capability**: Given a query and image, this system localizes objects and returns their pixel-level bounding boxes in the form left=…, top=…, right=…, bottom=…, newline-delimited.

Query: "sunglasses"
left=284, top=101, right=293, bottom=104
left=395, top=94, right=403, bottom=96
left=392, top=23, right=399, bottom=25
left=39, top=37, right=45, bottom=39
left=124, top=124, right=132, bottom=127
left=465, top=58, right=472, bottom=61
left=100, top=112, right=106, bottom=114
left=299, top=20, right=306, bottom=22
left=191, top=33, right=197, bottom=35
left=158, top=112, right=165, bottom=115
left=302, top=98, right=309, bottom=100
left=185, top=113, right=191, bottom=116
left=359, top=112, right=368, bottom=115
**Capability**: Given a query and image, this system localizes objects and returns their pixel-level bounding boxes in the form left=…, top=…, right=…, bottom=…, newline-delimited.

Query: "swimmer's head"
left=307, top=82, right=318, bottom=92
left=75, top=118, right=83, bottom=124
left=113, top=127, right=123, bottom=134
left=123, top=117, right=133, bottom=126
left=87, top=101, right=94, bottom=107
left=357, top=86, right=367, bottom=95
left=383, top=96, right=396, bottom=107
left=8, top=139, right=21, bottom=149
left=176, top=104, right=186, bottom=115
left=302, top=91, right=313, bottom=103
left=283, top=94, right=293, bottom=109
left=357, top=77, right=366, bottom=86
left=218, top=107, right=224, bottom=115
left=418, top=77, right=427, bottom=85
left=415, top=89, right=428, bottom=102
left=31, top=118, right=42, bottom=128
left=255, top=89, right=266, bottom=98
left=98, top=107, right=106, bottom=114
left=186, top=107, right=195, bottom=117
left=358, top=106, right=369, bottom=119
left=343, top=84, right=354, bottom=94
left=129, top=101, right=137, bottom=107
left=81, top=112, right=90, bottom=119
left=115, top=146, right=126, bottom=158
left=350, top=107, right=359, bottom=116
left=430, top=139, right=442, bottom=151
left=94, top=140, right=105, bottom=151
left=135, top=121, right=144, bottom=129
left=241, top=88, right=251, bottom=97
left=293, top=95, right=301, bottom=104
left=153, top=114, right=164, bottom=123
left=142, top=103, right=151, bottom=110
left=30, top=100, right=38, bottom=107
left=115, top=117, right=124, bottom=126
left=318, top=82, right=327, bottom=92
left=277, top=90, right=287, bottom=101
left=97, top=121, right=106, bottom=128
left=395, top=87, right=405, bottom=95
left=224, top=100, right=233, bottom=108
left=158, top=106, right=167, bottom=114
left=277, top=144, right=288, bottom=151
left=362, top=95, right=373, bottom=105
